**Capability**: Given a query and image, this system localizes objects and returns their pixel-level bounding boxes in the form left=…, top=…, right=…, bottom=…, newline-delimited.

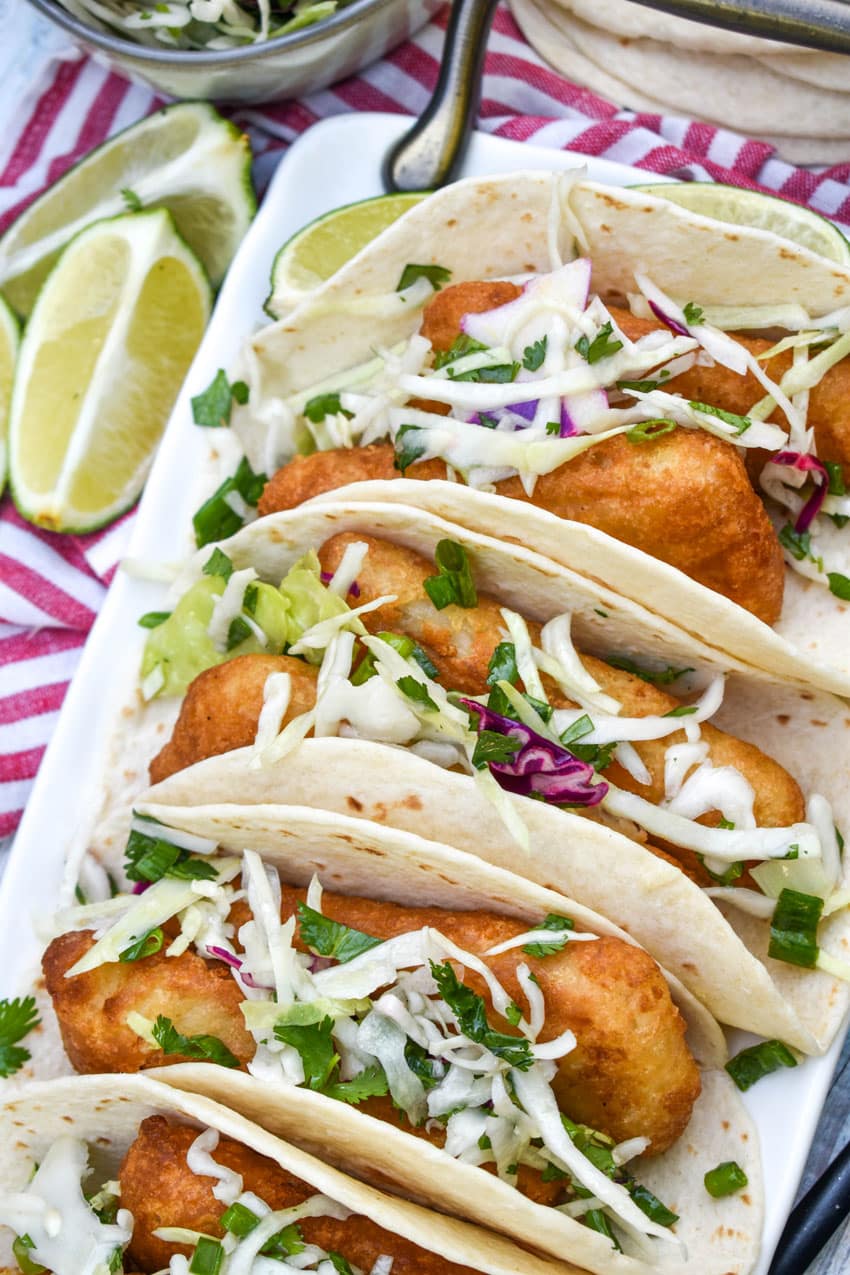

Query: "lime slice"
left=634, top=182, right=850, bottom=265
left=266, top=192, right=428, bottom=319
left=9, top=209, right=211, bottom=533
left=0, top=295, right=19, bottom=498
left=0, top=102, right=254, bottom=316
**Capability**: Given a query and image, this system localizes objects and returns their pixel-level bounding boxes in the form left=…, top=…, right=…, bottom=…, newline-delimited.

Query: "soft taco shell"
left=104, top=805, right=762, bottom=1275
left=143, top=500, right=850, bottom=1052
left=0, top=1073, right=581, bottom=1275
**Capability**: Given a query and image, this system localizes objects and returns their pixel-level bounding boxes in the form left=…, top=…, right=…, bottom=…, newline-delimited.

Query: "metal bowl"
left=22, top=0, right=444, bottom=102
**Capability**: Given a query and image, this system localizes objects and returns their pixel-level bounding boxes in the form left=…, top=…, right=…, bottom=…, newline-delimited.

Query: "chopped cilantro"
left=397, top=675, right=438, bottom=711
left=121, top=187, right=143, bottom=212
left=606, top=655, right=693, bottom=685
left=191, top=370, right=249, bottom=428
left=448, top=360, right=519, bottom=384
left=192, top=456, right=268, bottom=548
left=274, top=1016, right=339, bottom=1090
left=523, top=913, right=575, bottom=958
left=352, top=632, right=438, bottom=685
left=471, top=729, right=522, bottom=769
left=394, top=423, right=427, bottom=475
left=545, top=421, right=560, bottom=435
left=137, top=610, right=171, bottom=629
left=575, top=321, right=623, bottom=364
left=617, top=377, right=660, bottom=394
left=328, top=1253, right=356, bottom=1275
left=522, top=336, right=547, bottom=371
left=303, top=392, right=352, bottom=424
left=202, top=546, right=234, bottom=580
left=683, top=301, right=704, bottom=325
left=689, top=401, right=751, bottom=435
left=296, top=902, right=382, bottom=963
left=486, top=641, right=518, bottom=687
left=151, top=1015, right=239, bottom=1068
left=226, top=616, right=253, bottom=651
left=778, top=523, right=821, bottom=566
left=664, top=705, right=698, bottom=717
left=323, top=1064, right=389, bottom=1104
left=0, top=996, right=40, bottom=1078
left=429, top=961, right=534, bottom=1068
left=397, top=263, right=452, bottom=292
left=433, top=333, right=487, bottom=371
left=828, top=572, right=850, bottom=600
left=404, top=1040, right=444, bottom=1089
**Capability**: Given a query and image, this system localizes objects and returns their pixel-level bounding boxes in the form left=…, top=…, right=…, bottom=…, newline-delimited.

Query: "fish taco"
left=0, top=1072, right=581, bottom=1275
left=32, top=808, right=760, bottom=1275
left=226, top=172, right=850, bottom=694
left=127, top=501, right=850, bottom=1053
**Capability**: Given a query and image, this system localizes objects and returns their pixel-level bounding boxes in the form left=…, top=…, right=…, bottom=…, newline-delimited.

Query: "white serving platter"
left=0, top=111, right=844, bottom=1275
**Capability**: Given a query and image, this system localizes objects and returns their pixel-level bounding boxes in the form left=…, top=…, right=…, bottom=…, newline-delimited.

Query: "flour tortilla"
left=542, top=0, right=795, bottom=54
left=95, top=804, right=760, bottom=1275
left=142, top=500, right=850, bottom=1051
left=507, top=0, right=850, bottom=161
left=0, top=1074, right=580, bottom=1275
left=238, top=173, right=850, bottom=693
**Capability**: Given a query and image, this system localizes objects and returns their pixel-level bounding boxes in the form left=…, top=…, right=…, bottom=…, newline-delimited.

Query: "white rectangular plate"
left=1, top=112, right=843, bottom=1275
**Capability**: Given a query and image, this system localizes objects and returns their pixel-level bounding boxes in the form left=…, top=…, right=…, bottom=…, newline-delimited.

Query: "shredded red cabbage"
left=206, top=944, right=272, bottom=990
left=132, top=881, right=151, bottom=896
left=460, top=699, right=607, bottom=807
left=648, top=299, right=689, bottom=338
left=772, top=450, right=829, bottom=532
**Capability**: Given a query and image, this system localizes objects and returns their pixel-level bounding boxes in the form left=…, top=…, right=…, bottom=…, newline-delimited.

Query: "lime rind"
left=265, top=191, right=428, bottom=320
left=9, top=208, right=212, bottom=535
left=0, top=293, right=19, bottom=499
left=0, top=101, right=254, bottom=316
left=633, top=181, right=850, bottom=266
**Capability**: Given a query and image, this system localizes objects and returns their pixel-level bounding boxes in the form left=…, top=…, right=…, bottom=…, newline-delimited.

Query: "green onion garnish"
left=689, top=401, right=751, bottom=435
left=221, top=1201, right=259, bottom=1236
left=828, top=572, right=850, bottom=601
left=396, top=263, right=451, bottom=292
left=189, top=1236, right=224, bottom=1275
left=119, top=927, right=164, bottom=962
left=626, top=419, right=677, bottom=444
left=303, top=392, right=352, bottom=424
left=191, top=369, right=248, bottom=429
left=424, top=539, right=478, bottom=610
left=192, top=456, right=268, bottom=549
left=725, top=1039, right=797, bottom=1091
left=137, top=611, right=171, bottom=629
left=769, top=888, right=823, bottom=968
left=393, top=423, right=427, bottom=475
left=704, top=1160, right=748, bottom=1198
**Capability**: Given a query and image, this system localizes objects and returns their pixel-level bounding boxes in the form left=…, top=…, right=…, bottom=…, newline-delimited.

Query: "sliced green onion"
left=689, top=401, right=751, bottom=435
left=704, top=1161, right=748, bottom=1198
left=768, top=888, right=823, bottom=968
left=424, top=540, right=478, bottom=610
left=189, top=1236, right=224, bottom=1275
left=119, top=927, right=164, bottom=962
left=394, top=423, right=427, bottom=474
left=221, top=1202, right=259, bottom=1236
left=628, top=1182, right=679, bottom=1226
left=12, top=1235, right=46, bottom=1275
left=626, top=419, right=677, bottom=444
left=725, top=1039, right=797, bottom=1091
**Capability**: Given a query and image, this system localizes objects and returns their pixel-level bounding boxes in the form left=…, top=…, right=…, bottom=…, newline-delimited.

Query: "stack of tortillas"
left=510, top=0, right=850, bottom=163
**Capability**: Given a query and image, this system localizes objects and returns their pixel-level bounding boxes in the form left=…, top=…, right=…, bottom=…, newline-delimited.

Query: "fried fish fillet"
left=120, top=1116, right=479, bottom=1274
left=148, top=654, right=317, bottom=785
left=258, top=281, right=787, bottom=625
left=43, top=886, right=699, bottom=1156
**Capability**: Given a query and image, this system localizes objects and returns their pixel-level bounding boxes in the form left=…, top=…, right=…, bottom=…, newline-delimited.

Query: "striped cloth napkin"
left=3, top=0, right=850, bottom=837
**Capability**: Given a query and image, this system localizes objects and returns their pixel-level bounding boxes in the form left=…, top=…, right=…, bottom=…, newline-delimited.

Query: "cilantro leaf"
left=523, top=913, right=575, bottom=957
left=394, top=423, right=427, bottom=475
left=664, top=705, right=698, bottom=717
left=486, top=641, right=518, bottom=687
left=192, top=456, right=268, bottom=549
left=322, top=1064, right=389, bottom=1104
left=119, top=928, right=165, bottom=962
left=617, top=377, right=660, bottom=394
left=429, top=961, right=534, bottom=1068
left=202, top=547, right=234, bottom=581
left=606, top=655, right=693, bottom=686
left=683, top=301, right=704, bottom=325
left=137, top=610, right=171, bottom=629
left=433, top=334, right=487, bottom=371
left=296, top=902, right=382, bottom=963
left=404, top=1040, right=444, bottom=1090
left=121, top=187, right=143, bottom=212
left=522, top=337, right=547, bottom=371
left=274, top=1016, right=339, bottom=1090
left=328, top=1253, right=356, bottom=1275
left=689, top=401, right=751, bottom=435
left=0, top=996, right=40, bottom=1078
left=303, top=392, right=352, bottom=424
left=471, top=729, right=522, bottom=770
left=545, top=421, right=560, bottom=435
left=191, top=369, right=248, bottom=428
left=151, top=1015, right=239, bottom=1068
left=828, top=572, right=850, bottom=601
left=397, top=675, right=438, bottom=711
left=397, top=263, right=452, bottom=292
left=424, top=540, right=478, bottom=610
left=448, top=360, right=519, bottom=384
left=575, top=321, right=623, bottom=365
left=124, top=826, right=218, bottom=885
left=351, top=632, right=437, bottom=685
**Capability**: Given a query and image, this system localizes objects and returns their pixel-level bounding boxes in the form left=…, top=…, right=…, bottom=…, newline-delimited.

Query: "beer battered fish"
left=43, top=883, right=700, bottom=1156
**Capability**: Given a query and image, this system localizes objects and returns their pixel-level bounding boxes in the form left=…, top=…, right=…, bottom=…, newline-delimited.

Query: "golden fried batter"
left=42, top=930, right=255, bottom=1074
left=319, top=531, right=804, bottom=827
left=149, top=654, right=317, bottom=784
left=120, top=1116, right=479, bottom=1275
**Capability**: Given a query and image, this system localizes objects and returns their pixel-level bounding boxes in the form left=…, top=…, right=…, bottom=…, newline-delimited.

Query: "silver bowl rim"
left=22, top=0, right=408, bottom=65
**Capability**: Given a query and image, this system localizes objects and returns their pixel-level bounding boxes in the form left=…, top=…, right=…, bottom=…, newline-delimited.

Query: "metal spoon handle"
left=626, top=0, right=850, bottom=54
left=383, top=0, right=499, bottom=192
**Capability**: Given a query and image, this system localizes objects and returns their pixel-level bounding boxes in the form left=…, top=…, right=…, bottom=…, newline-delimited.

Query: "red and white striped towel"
left=3, top=3, right=850, bottom=837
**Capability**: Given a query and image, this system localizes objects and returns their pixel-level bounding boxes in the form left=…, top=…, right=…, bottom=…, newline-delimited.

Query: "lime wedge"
left=267, top=192, right=428, bottom=319
left=634, top=182, right=850, bottom=265
left=0, top=102, right=254, bottom=316
left=9, top=210, right=211, bottom=533
left=0, top=295, right=19, bottom=497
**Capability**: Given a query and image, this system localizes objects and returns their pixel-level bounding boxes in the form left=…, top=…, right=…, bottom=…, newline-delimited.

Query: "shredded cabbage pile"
left=59, top=0, right=348, bottom=50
